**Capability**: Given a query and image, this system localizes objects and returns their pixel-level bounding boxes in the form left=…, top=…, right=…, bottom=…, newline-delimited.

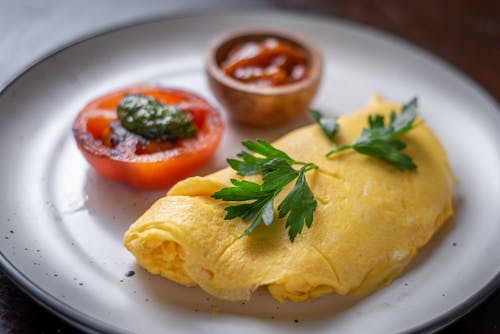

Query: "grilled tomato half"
left=73, top=86, right=224, bottom=189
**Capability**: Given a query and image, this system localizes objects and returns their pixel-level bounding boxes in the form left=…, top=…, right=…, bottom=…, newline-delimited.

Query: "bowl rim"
left=205, top=28, right=323, bottom=95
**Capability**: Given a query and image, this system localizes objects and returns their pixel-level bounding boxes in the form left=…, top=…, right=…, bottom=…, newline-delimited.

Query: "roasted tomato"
left=72, top=86, right=224, bottom=189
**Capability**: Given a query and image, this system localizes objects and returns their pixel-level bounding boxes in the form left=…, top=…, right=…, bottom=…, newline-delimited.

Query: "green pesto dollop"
left=117, top=94, right=197, bottom=141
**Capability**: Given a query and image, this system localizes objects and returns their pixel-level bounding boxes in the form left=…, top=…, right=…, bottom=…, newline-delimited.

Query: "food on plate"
left=324, top=97, right=419, bottom=170
left=211, top=98, right=419, bottom=243
left=123, top=95, right=454, bottom=302
left=205, top=30, right=322, bottom=127
left=213, top=139, right=319, bottom=242
left=221, top=37, right=309, bottom=86
left=72, top=86, right=224, bottom=189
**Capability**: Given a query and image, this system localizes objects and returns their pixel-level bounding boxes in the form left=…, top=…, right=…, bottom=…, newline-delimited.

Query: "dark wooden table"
left=1, top=1, right=499, bottom=332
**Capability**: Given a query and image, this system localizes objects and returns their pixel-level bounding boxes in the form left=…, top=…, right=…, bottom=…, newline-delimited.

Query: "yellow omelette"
left=123, top=95, right=454, bottom=302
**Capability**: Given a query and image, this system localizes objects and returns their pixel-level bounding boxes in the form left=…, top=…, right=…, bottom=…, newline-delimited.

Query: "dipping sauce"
left=221, top=38, right=309, bottom=86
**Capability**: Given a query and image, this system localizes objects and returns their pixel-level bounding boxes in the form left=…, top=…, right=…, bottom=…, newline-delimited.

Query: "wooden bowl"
left=205, top=29, right=322, bottom=127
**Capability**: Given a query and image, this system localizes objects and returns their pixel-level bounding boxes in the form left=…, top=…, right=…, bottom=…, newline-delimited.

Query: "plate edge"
left=0, top=6, right=499, bottom=334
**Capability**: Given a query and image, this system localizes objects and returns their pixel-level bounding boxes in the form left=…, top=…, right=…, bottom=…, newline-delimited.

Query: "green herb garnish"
left=309, top=108, right=339, bottom=140
left=117, top=94, right=196, bottom=141
left=326, top=98, right=418, bottom=170
left=212, top=140, right=318, bottom=242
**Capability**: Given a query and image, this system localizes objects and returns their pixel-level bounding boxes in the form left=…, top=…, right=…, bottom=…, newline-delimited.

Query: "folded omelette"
left=123, top=95, right=454, bottom=302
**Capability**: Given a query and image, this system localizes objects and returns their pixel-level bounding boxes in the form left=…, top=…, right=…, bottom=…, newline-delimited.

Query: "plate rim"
left=1, top=7, right=499, bottom=334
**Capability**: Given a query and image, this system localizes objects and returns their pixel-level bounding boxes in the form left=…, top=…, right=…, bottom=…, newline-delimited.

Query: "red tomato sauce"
left=221, top=38, right=309, bottom=86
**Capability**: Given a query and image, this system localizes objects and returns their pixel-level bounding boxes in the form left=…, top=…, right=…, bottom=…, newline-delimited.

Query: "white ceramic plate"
left=0, top=11, right=499, bottom=334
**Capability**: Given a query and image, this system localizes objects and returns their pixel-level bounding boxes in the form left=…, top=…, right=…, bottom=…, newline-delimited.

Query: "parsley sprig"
left=308, top=109, right=339, bottom=140
left=212, top=140, right=318, bottom=242
left=325, top=98, right=418, bottom=170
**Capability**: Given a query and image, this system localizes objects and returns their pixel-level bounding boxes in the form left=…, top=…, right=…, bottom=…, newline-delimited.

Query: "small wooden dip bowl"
left=205, top=29, right=322, bottom=127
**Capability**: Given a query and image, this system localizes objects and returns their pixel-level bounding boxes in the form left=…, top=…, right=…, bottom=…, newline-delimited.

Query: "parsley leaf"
left=278, top=169, right=317, bottom=242
left=309, top=109, right=339, bottom=140
left=261, top=158, right=300, bottom=190
left=227, top=139, right=296, bottom=176
left=212, top=140, right=318, bottom=242
left=216, top=182, right=277, bottom=235
left=241, top=140, right=294, bottom=162
left=326, top=98, right=418, bottom=170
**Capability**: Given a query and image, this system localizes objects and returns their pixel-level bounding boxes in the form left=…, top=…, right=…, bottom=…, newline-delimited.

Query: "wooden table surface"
left=1, top=1, right=499, bottom=333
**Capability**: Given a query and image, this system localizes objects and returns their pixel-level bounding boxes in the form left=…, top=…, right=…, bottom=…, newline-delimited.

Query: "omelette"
left=123, top=95, right=454, bottom=302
